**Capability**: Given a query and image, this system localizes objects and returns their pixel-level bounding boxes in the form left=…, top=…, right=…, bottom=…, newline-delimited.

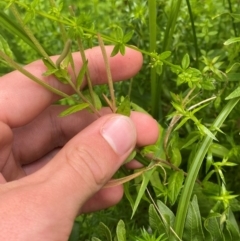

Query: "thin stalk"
left=174, top=98, right=240, bottom=238
left=98, top=34, right=116, bottom=112
left=162, top=0, right=182, bottom=51
left=10, top=4, right=54, bottom=65
left=0, top=50, right=73, bottom=100
left=148, top=0, right=158, bottom=119
left=227, top=0, right=237, bottom=36
left=185, top=0, right=199, bottom=67
left=77, top=38, right=96, bottom=108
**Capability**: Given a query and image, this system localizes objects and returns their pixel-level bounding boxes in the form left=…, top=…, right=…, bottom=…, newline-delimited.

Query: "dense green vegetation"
left=2, top=0, right=240, bottom=240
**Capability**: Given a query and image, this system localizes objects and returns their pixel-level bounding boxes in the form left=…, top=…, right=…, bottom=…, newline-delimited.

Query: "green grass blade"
left=131, top=167, right=156, bottom=218
left=174, top=98, right=240, bottom=238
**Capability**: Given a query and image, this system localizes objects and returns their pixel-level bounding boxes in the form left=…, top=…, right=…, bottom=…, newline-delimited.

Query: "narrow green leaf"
left=68, top=221, right=80, bottom=241
left=183, top=195, right=205, bottom=241
left=168, top=171, right=184, bottom=205
left=76, top=60, right=88, bottom=90
left=0, top=35, right=13, bottom=58
left=181, top=134, right=199, bottom=149
left=115, top=27, right=124, bottom=39
left=159, top=51, right=171, bottom=60
left=226, top=86, right=240, bottom=100
left=149, top=204, right=168, bottom=236
left=123, top=182, right=134, bottom=210
left=204, top=215, right=223, bottom=240
left=181, top=53, right=190, bottom=69
left=226, top=220, right=240, bottom=240
left=157, top=200, right=175, bottom=235
left=83, top=89, right=102, bottom=110
left=131, top=167, right=156, bottom=218
left=199, top=124, right=218, bottom=141
left=119, top=44, right=126, bottom=55
left=116, top=220, right=126, bottom=241
left=116, top=96, right=131, bottom=116
left=169, top=148, right=182, bottom=167
left=98, top=222, right=112, bottom=241
left=111, top=44, right=120, bottom=57
left=124, top=150, right=136, bottom=164
left=59, top=103, right=89, bottom=117
left=174, top=117, right=190, bottom=131
left=226, top=63, right=240, bottom=73
left=123, top=31, right=134, bottom=43
left=224, top=37, right=240, bottom=45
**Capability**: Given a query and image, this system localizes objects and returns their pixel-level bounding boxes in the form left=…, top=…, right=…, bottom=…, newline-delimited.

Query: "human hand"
left=0, top=46, right=159, bottom=241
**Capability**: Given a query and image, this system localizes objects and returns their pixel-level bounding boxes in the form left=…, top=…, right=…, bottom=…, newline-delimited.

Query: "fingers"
left=80, top=185, right=124, bottom=213
left=23, top=114, right=138, bottom=221
left=12, top=108, right=158, bottom=166
left=0, top=46, right=142, bottom=127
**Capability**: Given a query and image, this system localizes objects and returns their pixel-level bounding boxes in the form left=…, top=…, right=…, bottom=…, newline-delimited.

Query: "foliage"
left=2, top=0, right=240, bottom=240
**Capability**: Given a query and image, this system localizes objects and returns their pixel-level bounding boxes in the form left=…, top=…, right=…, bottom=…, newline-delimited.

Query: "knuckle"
left=65, top=145, right=107, bottom=188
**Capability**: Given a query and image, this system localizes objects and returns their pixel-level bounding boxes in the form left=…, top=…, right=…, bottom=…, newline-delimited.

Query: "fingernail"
left=101, top=116, right=136, bottom=156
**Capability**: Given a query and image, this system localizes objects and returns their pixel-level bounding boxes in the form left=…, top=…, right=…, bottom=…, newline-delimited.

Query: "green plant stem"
left=174, top=97, right=240, bottom=239
left=162, top=0, right=182, bottom=51
left=10, top=3, right=54, bottom=65
left=98, top=34, right=116, bottom=112
left=227, top=0, right=237, bottom=36
left=185, top=0, right=199, bottom=67
left=148, top=0, right=158, bottom=119
left=0, top=50, right=73, bottom=100
left=77, top=38, right=96, bottom=108
left=12, top=2, right=182, bottom=73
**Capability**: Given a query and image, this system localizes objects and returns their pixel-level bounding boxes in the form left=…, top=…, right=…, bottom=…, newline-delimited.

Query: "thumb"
left=38, top=114, right=137, bottom=216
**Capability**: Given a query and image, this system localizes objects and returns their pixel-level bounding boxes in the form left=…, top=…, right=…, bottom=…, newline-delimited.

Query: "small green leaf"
left=123, top=182, right=135, bottom=210
left=111, top=44, right=120, bottom=57
left=183, top=195, right=205, bottom=241
left=156, top=63, right=163, bottom=75
left=59, top=103, right=89, bottom=117
left=171, top=102, right=184, bottom=113
left=159, top=51, right=171, bottom=60
left=123, top=31, right=134, bottom=43
left=181, top=53, right=190, bottom=69
left=174, top=117, right=190, bottom=131
left=68, top=221, right=80, bottom=241
left=226, top=86, right=240, bottom=100
left=0, top=34, right=13, bottom=58
left=116, top=96, right=131, bottom=116
left=115, top=27, right=124, bottom=39
left=119, top=44, right=125, bottom=55
left=199, top=124, right=218, bottom=141
left=168, top=171, right=184, bottom=205
left=181, top=133, right=200, bottom=149
left=130, top=102, right=149, bottom=114
left=124, top=150, right=136, bottom=164
left=83, top=90, right=102, bottom=111
left=224, top=37, right=240, bottom=45
left=99, top=222, right=112, bottom=241
left=116, top=220, right=126, bottom=241
left=204, top=215, right=223, bottom=240
left=149, top=204, right=168, bottom=236
left=76, top=60, right=88, bottom=90
left=131, top=167, right=156, bottom=218
left=157, top=200, right=175, bottom=234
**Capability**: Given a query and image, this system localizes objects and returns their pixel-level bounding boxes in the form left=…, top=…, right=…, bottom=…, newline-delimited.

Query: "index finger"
left=0, top=46, right=143, bottom=127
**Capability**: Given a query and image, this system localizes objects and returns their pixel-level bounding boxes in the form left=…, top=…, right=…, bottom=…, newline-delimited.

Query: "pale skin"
left=0, top=46, right=159, bottom=241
